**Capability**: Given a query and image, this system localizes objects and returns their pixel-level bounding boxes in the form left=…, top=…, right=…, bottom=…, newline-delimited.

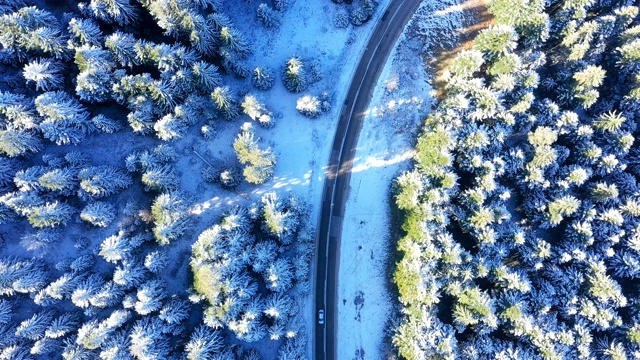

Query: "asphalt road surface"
left=313, top=1, right=423, bottom=359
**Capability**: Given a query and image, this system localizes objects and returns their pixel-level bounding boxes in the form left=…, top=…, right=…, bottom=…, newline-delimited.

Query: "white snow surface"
left=335, top=25, right=432, bottom=360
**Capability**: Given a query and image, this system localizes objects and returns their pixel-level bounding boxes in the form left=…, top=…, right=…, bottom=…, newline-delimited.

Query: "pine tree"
left=134, top=280, right=166, bottom=315
left=264, top=293, right=293, bottom=319
left=15, top=310, right=54, bottom=340
left=252, top=240, right=279, bottom=273
left=0, top=300, right=11, bottom=325
left=105, top=31, right=138, bottom=67
left=79, top=0, right=137, bottom=26
left=242, top=95, right=274, bottom=127
left=264, top=258, right=294, bottom=292
left=113, top=260, right=148, bottom=289
left=274, top=0, right=290, bottom=11
left=27, top=201, right=74, bottom=228
left=257, top=4, right=280, bottom=28
left=71, top=274, right=104, bottom=308
left=35, top=91, right=91, bottom=145
left=78, top=166, right=132, bottom=200
left=192, top=61, right=222, bottom=92
left=143, top=163, right=179, bottom=190
left=282, top=57, right=307, bottom=93
left=38, top=167, right=77, bottom=195
left=143, top=250, right=168, bottom=274
left=473, top=25, right=519, bottom=60
left=43, top=273, right=81, bottom=301
left=99, top=330, right=130, bottom=360
left=211, top=86, right=240, bottom=120
left=151, top=192, right=191, bottom=245
left=99, top=232, right=141, bottom=263
left=45, top=312, right=80, bottom=339
left=252, top=66, right=275, bottom=90
left=69, top=254, right=96, bottom=273
left=158, top=297, right=190, bottom=325
left=0, top=129, right=42, bottom=157
left=89, top=282, right=124, bottom=308
left=67, top=18, right=103, bottom=47
left=185, top=325, right=224, bottom=360
left=31, top=337, right=59, bottom=356
left=129, top=317, right=170, bottom=360
left=22, top=58, right=64, bottom=91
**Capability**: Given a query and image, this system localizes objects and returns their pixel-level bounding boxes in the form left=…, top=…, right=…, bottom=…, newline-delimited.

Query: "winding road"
left=313, top=1, right=422, bottom=359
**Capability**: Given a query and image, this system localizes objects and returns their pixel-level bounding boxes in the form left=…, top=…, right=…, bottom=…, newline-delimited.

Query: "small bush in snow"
left=274, top=0, right=290, bottom=11
left=80, top=201, right=116, bottom=227
left=242, top=95, right=274, bottom=128
left=335, top=10, right=349, bottom=29
left=297, top=94, right=328, bottom=118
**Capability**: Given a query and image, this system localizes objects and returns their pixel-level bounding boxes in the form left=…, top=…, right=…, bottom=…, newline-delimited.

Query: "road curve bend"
left=313, top=1, right=423, bottom=359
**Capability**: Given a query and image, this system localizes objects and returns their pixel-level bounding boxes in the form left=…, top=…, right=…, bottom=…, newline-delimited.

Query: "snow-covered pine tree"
left=20, top=228, right=61, bottom=253
left=45, top=312, right=80, bottom=339
left=134, top=280, right=166, bottom=315
left=211, top=86, right=240, bottom=120
left=264, top=258, right=294, bottom=292
left=151, top=192, right=191, bottom=245
left=77, top=166, right=132, bottom=200
left=99, top=330, right=130, bottom=360
left=27, top=201, right=75, bottom=228
left=144, top=250, right=169, bottom=273
left=113, top=260, right=148, bottom=289
left=88, top=282, right=124, bottom=309
left=67, top=18, right=103, bottom=48
left=69, top=254, right=96, bottom=273
left=282, top=57, right=307, bottom=93
left=34, top=91, right=91, bottom=145
left=81, top=201, right=117, bottom=228
left=99, top=232, right=141, bottom=263
left=105, top=31, right=138, bottom=68
left=78, top=0, right=138, bottom=26
left=31, top=337, right=59, bottom=356
left=0, top=129, right=42, bottom=157
left=43, top=273, right=81, bottom=301
left=129, top=317, right=170, bottom=360
left=185, top=325, right=224, bottom=360
left=251, top=240, right=279, bottom=273
left=38, top=167, right=77, bottom=195
left=192, top=61, right=222, bottom=93
left=141, top=164, right=179, bottom=192
left=158, top=297, right=190, bottom=325
left=257, top=3, right=280, bottom=28
left=263, top=293, right=293, bottom=320
left=71, top=274, right=104, bottom=309
left=273, top=0, right=290, bottom=11
left=15, top=310, right=54, bottom=340
left=252, top=66, right=275, bottom=90
left=296, top=94, right=323, bottom=118
left=22, top=58, right=64, bottom=91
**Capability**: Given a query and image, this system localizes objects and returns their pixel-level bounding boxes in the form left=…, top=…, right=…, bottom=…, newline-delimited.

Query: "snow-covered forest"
left=392, top=0, right=640, bottom=358
left=0, top=0, right=387, bottom=358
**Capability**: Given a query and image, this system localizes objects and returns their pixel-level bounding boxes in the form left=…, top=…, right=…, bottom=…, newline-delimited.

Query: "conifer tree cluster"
left=392, top=1, right=640, bottom=358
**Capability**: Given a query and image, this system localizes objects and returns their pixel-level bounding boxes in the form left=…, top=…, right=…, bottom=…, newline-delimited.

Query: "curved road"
left=314, top=1, right=423, bottom=359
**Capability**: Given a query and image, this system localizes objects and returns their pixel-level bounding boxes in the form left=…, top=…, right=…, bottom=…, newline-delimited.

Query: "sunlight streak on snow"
left=350, top=150, right=415, bottom=173
left=434, top=4, right=464, bottom=16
